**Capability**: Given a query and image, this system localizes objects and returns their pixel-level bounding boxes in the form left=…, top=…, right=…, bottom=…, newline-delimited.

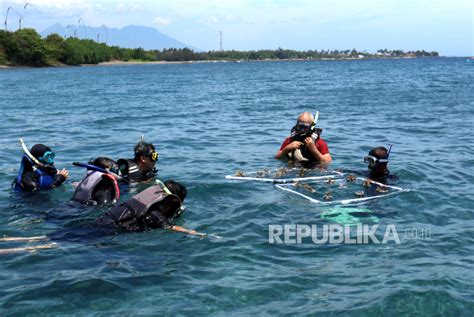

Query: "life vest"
left=15, top=154, right=56, bottom=190
left=72, top=170, right=120, bottom=205
left=117, top=159, right=146, bottom=182
left=97, top=184, right=180, bottom=231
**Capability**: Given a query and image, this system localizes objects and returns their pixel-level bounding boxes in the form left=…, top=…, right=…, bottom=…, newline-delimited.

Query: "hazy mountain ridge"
left=41, top=23, right=194, bottom=50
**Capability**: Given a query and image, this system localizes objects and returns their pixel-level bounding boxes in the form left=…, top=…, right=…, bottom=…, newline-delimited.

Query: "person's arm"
left=305, top=137, right=332, bottom=165
left=275, top=138, right=303, bottom=160
left=50, top=168, right=69, bottom=188
left=169, top=225, right=207, bottom=237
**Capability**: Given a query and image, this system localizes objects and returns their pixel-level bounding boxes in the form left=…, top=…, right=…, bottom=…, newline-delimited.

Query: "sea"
left=0, top=58, right=473, bottom=316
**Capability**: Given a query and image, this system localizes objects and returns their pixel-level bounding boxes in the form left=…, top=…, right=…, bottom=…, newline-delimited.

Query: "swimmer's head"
left=134, top=141, right=158, bottom=172
left=89, top=157, right=118, bottom=173
left=295, top=112, right=315, bottom=135
left=158, top=180, right=187, bottom=218
left=164, top=180, right=187, bottom=203
left=365, top=146, right=389, bottom=171
left=31, top=144, right=55, bottom=165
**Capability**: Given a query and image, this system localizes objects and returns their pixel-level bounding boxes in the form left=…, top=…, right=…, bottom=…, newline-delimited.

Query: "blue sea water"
left=0, top=58, right=473, bottom=316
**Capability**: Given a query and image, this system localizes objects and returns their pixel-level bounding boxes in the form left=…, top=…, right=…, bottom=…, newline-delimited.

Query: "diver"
left=275, top=111, right=332, bottom=165
left=94, top=180, right=188, bottom=233
left=71, top=157, right=120, bottom=205
left=364, top=145, right=397, bottom=183
left=13, top=141, right=69, bottom=192
left=340, top=145, right=397, bottom=184
left=117, top=141, right=158, bottom=183
left=0, top=180, right=212, bottom=254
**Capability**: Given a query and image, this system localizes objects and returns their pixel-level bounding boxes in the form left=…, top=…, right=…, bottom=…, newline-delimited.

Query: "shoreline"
left=0, top=56, right=450, bottom=69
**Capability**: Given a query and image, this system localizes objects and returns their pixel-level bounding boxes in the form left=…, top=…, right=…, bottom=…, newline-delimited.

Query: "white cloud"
left=199, top=16, right=219, bottom=25
left=153, top=16, right=172, bottom=26
left=13, top=0, right=88, bottom=11
left=115, top=3, right=142, bottom=13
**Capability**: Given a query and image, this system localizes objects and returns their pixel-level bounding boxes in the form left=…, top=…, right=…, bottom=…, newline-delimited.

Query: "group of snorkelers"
left=10, top=111, right=395, bottom=243
left=275, top=111, right=395, bottom=183
left=12, top=139, right=203, bottom=238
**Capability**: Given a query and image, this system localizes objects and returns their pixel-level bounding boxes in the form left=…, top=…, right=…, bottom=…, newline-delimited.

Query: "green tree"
left=44, top=33, right=65, bottom=63
left=4, top=28, right=48, bottom=66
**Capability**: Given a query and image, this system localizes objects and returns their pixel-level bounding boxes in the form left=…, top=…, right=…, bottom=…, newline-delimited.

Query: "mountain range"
left=41, top=24, right=195, bottom=51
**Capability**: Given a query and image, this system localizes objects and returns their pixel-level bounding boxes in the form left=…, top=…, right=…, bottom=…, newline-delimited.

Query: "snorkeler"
left=117, top=141, right=158, bottom=183
left=13, top=139, right=69, bottom=192
left=71, top=157, right=121, bottom=205
left=364, top=145, right=397, bottom=183
left=275, top=111, right=332, bottom=165
left=94, top=180, right=190, bottom=232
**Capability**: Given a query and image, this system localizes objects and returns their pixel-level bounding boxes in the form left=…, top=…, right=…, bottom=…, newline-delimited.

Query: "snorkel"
left=20, top=138, right=45, bottom=168
left=72, top=162, right=124, bottom=181
left=386, top=144, right=392, bottom=159
left=19, top=138, right=52, bottom=168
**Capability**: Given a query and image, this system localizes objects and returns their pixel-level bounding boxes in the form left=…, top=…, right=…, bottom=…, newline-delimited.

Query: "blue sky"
left=2, top=0, right=473, bottom=56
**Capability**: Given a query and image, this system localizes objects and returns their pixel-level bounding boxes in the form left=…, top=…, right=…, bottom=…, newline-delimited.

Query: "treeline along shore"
left=0, top=28, right=439, bottom=67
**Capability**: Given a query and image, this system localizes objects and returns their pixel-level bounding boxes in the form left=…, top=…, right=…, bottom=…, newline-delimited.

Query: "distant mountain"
left=41, top=23, right=195, bottom=51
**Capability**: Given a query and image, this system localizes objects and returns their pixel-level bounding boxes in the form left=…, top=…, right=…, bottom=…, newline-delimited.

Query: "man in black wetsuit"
left=117, top=141, right=158, bottom=183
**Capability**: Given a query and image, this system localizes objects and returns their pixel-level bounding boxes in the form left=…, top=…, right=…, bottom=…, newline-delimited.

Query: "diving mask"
left=295, top=121, right=312, bottom=134
left=174, top=204, right=186, bottom=218
left=364, top=155, right=389, bottom=169
left=39, top=151, right=55, bottom=164
left=150, top=150, right=159, bottom=162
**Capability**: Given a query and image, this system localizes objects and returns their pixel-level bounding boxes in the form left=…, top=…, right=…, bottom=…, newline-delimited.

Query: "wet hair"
left=369, top=146, right=388, bottom=160
left=30, top=144, right=52, bottom=160
left=164, top=180, right=187, bottom=203
left=89, top=157, right=117, bottom=171
left=134, top=142, right=155, bottom=161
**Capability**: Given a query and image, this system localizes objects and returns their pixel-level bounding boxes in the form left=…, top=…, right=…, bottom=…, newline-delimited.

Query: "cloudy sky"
left=2, top=0, right=472, bottom=56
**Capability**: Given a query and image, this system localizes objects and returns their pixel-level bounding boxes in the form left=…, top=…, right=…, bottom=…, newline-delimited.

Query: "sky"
left=2, top=0, right=473, bottom=56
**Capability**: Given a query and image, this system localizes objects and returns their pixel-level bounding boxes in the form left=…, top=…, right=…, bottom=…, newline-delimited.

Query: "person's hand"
left=286, top=141, right=303, bottom=151
left=305, top=137, right=314, bottom=147
left=58, top=168, right=69, bottom=179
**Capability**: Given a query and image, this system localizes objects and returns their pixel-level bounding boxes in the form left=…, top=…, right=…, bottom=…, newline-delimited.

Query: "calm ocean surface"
left=0, top=58, right=473, bottom=316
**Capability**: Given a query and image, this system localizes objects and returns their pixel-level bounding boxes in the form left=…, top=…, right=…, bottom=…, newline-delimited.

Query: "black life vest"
left=117, top=159, right=155, bottom=183
left=96, top=185, right=180, bottom=232
left=72, top=170, right=120, bottom=205
left=14, top=154, right=56, bottom=190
